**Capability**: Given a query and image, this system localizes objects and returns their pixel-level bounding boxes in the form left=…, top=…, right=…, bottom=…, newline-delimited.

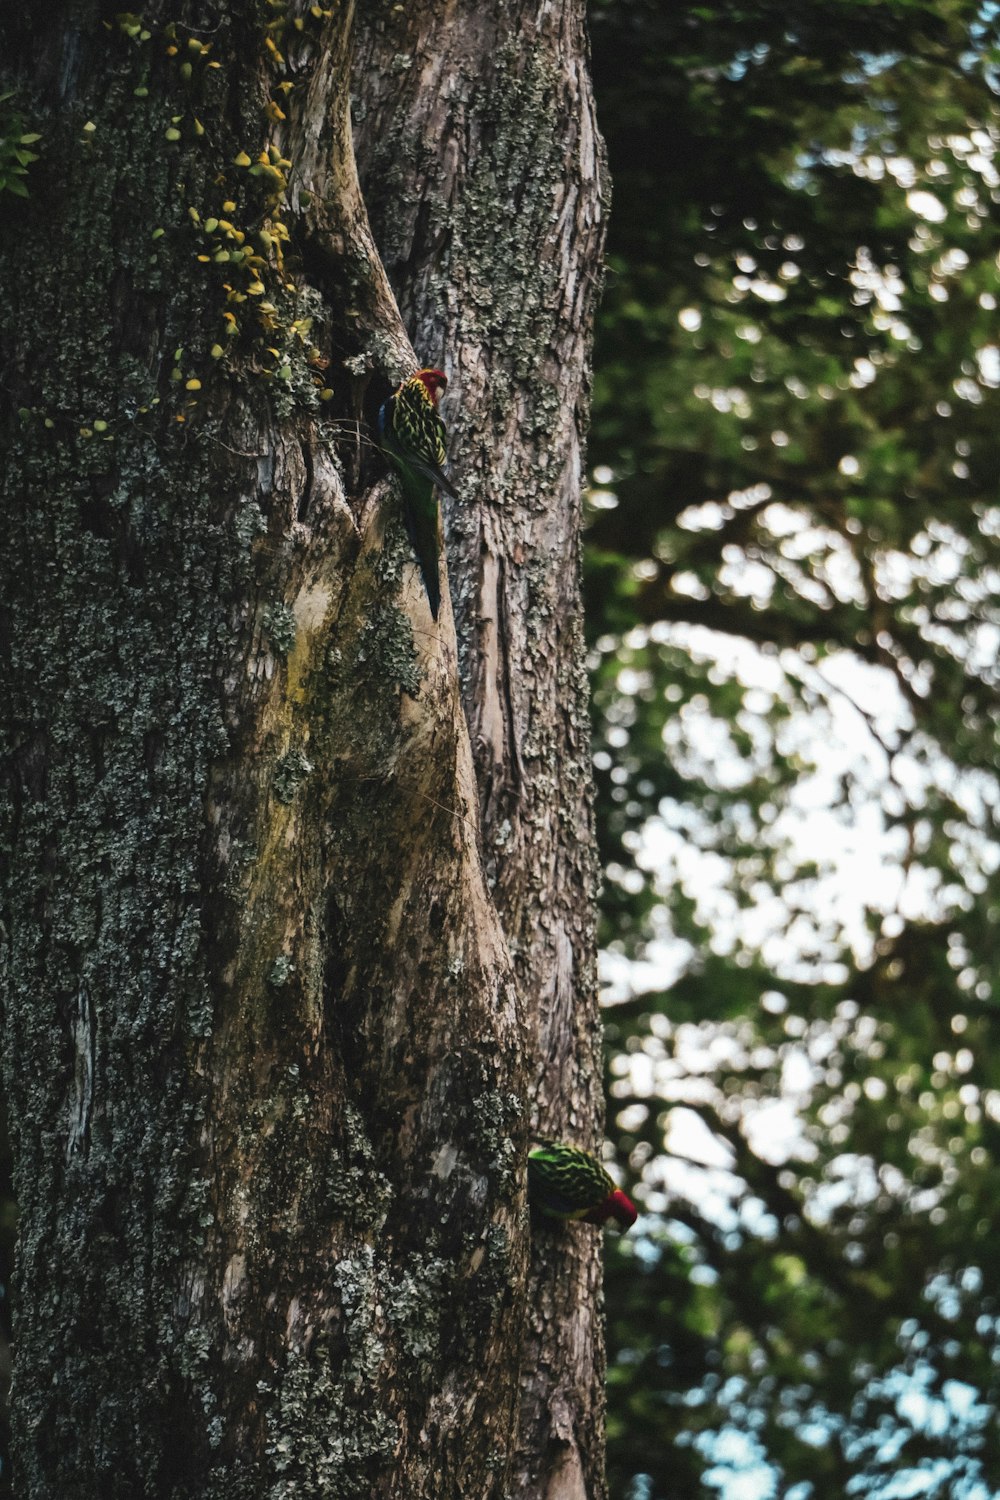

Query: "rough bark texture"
left=0, top=2, right=606, bottom=1497
left=351, top=4, right=609, bottom=1494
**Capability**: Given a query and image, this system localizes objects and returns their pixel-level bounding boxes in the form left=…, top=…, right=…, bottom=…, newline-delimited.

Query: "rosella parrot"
left=378, top=367, right=458, bottom=620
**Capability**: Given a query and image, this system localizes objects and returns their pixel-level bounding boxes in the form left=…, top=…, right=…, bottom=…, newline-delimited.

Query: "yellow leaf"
left=233, top=151, right=252, bottom=167
left=210, top=344, right=224, bottom=358
left=185, top=378, right=202, bottom=391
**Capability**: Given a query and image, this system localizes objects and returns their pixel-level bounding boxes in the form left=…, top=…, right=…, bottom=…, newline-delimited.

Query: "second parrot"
left=527, top=1140, right=637, bottom=1231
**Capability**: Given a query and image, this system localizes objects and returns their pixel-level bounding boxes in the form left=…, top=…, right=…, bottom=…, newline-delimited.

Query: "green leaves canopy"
left=588, top=3, right=1000, bottom=1495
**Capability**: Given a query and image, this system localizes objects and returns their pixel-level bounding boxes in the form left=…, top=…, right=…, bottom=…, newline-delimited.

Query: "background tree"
left=587, top=3, right=1000, bottom=1497
left=0, top=3, right=606, bottom=1497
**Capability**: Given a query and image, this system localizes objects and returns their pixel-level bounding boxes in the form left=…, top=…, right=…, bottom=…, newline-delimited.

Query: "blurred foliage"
left=588, top=2, right=1000, bottom=1496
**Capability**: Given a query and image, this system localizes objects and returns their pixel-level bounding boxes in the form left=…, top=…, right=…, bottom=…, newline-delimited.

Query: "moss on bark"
left=0, top=1, right=606, bottom=1495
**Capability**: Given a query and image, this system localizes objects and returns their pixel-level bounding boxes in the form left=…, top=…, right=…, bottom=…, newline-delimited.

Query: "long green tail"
left=386, top=453, right=440, bottom=624
left=396, top=460, right=441, bottom=621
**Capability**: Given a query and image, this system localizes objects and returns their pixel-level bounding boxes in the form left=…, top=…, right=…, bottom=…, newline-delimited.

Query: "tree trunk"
left=0, top=3, right=606, bottom=1497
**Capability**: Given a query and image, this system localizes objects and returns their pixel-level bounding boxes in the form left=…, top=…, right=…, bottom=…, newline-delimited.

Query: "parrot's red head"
left=414, top=368, right=448, bottom=404
left=584, top=1188, right=638, bottom=1232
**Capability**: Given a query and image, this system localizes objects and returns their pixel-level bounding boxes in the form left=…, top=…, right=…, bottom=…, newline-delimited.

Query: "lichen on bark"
left=0, top=0, right=607, bottom=1495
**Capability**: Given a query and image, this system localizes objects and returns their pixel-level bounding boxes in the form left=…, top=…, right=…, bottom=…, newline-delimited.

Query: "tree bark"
left=0, top=2, right=606, bottom=1497
left=351, top=5, right=609, bottom=1495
